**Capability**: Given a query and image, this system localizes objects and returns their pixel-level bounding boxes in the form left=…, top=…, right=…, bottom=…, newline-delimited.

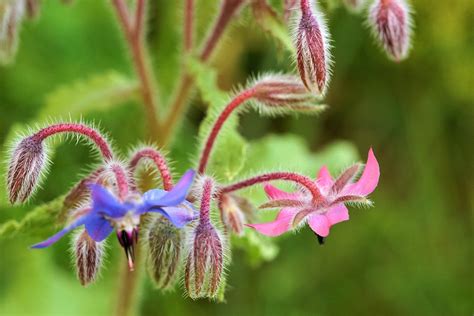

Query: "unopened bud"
left=295, top=0, right=331, bottom=95
left=0, top=0, right=25, bottom=64
left=368, top=0, right=412, bottom=61
left=251, top=74, right=327, bottom=115
left=146, top=215, right=184, bottom=290
left=7, top=136, right=46, bottom=204
left=72, top=230, right=105, bottom=286
left=219, top=194, right=254, bottom=235
left=184, top=223, right=225, bottom=299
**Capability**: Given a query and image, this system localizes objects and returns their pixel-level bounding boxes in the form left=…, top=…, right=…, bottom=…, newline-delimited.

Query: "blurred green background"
left=0, top=0, right=472, bottom=315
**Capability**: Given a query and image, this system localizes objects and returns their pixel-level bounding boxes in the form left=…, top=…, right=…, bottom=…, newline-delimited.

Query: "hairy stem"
left=112, top=0, right=160, bottom=140
left=198, top=88, right=256, bottom=174
left=160, top=0, right=246, bottom=144
left=129, top=147, right=173, bottom=191
left=114, top=246, right=142, bottom=316
left=33, top=123, right=114, bottom=160
left=199, top=178, right=214, bottom=225
left=221, top=172, right=323, bottom=203
left=109, top=163, right=130, bottom=200
left=184, top=0, right=194, bottom=53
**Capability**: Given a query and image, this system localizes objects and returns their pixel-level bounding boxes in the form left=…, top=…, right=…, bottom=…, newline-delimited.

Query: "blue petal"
left=31, top=216, right=89, bottom=249
left=142, top=188, right=167, bottom=204
left=85, top=216, right=114, bottom=242
left=89, top=184, right=128, bottom=218
left=147, top=201, right=197, bottom=228
left=148, top=169, right=195, bottom=207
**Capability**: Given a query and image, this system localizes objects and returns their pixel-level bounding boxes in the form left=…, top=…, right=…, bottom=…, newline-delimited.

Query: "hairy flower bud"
left=295, top=0, right=331, bottom=95
left=368, top=0, right=412, bottom=61
left=0, top=0, right=25, bottom=64
left=251, top=74, right=327, bottom=115
left=7, top=136, right=46, bottom=204
left=184, top=222, right=225, bottom=299
left=343, top=0, right=366, bottom=13
left=146, top=215, right=184, bottom=290
left=72, top=230, right=105, bottom=286
left=219, top=194, right=254, bottom=235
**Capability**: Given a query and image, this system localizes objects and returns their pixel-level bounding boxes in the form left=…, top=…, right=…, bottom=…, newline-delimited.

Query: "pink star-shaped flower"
left=248, top=149, right=380, bottom=238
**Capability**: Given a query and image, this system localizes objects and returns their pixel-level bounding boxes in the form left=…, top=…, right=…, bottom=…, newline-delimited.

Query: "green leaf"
left=0, top=71, right=138, bottom=206
left=0, top=195, right=64, bottom=240
left=188, top=59, right=248, bottom=181
left=38, top=70, right=139, bottom=120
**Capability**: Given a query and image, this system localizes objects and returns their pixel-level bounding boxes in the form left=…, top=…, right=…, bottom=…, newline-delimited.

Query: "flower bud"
left=251, top=74, right=327, bottom=115
left=7, top=135, right=46, bottom=204
left=0, top=0, right=25, bottom=64
left=295, top=0, right=331, bottom=95
left=146, top=215, right=184, bottom=290
left=368, top=0, right=412, bottom=61
left=184, top=222, right=225, bottom=299
left=72, top=230, right=105, bottom=286
left=219, top=194, right=254, bottom=235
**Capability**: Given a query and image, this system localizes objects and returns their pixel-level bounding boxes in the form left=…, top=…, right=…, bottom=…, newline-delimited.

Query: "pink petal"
left=263, top=184, right=300, bottom=200
left=316, top=166, right=333, bottom=188
left=326, top=204, right=349, bottom=225
left=346, top=148, right=380, bottom=196
left=308, top=214, right=330, bottom=237
left=247, top=208, right=296, bottom=237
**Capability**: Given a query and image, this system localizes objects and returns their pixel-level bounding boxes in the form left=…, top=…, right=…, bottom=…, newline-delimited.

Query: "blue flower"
left=32, top=169, right=197, bottom=270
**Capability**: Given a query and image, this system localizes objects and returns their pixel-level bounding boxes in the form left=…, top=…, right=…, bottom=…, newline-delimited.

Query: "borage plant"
left=2, top=0, right=413, bottom=315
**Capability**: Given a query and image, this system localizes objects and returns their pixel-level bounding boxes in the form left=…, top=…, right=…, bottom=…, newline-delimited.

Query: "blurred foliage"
left=0, top=0, right=472, bottom=315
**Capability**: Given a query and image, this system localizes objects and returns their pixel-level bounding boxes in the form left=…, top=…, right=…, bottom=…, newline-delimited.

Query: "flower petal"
left=85, top=216, right=114, bottom=242
left=148, top=169, right=195, bottom=207
left=151, top=201, right=197, bottom=228
left=325, top=204, right=349, bottom=225
left=31, top=216, right=88, bottom=248
left=316, top=166, right=333, bottom=189
left=89, top=184, right=128, bottom=218
left=263, top=184, right=300, bottom=200
left=247, top=208, right=296, bottom=237
left=346, top=148, right=380, bottom=196
left=308, top=214, right=330, bottom=237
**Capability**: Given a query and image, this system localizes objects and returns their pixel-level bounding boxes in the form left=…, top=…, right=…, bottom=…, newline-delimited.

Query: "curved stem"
left=109, top=163, right=130, bottom=200
left=33, top=123, right=114, bottom=161
left=129, top=147, right=173, bottom=191
left=221, top=172, right=323, bottom=203
left=112, top=0, right=160, bottom=140
left=198, top=88, right=256, bottom=174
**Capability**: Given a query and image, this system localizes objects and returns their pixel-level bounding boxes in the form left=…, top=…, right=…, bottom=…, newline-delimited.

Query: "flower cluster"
left=3, top=0, right=406, bottom=303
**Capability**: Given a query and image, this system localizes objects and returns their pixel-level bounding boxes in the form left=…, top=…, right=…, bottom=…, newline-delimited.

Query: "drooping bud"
left=184, top=223, right=225, bottom=299
left=343, top=0, right=366, bottom=13
left=7, top=135, right=47, bottom=204
left=295, top=0, right=331, bottom=95
left=184, top=177, right=226, bottom=299
left=219, top=193, right=254, bottom=235
left=72, top=229, right=106, bottom=286
left=251, top=74, right=327, bottom=115
left=368, top=0, right=412, bottom=61
left=0, top=0, right=25, bottom=65
left=146, top=215, right=184, bottom=290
